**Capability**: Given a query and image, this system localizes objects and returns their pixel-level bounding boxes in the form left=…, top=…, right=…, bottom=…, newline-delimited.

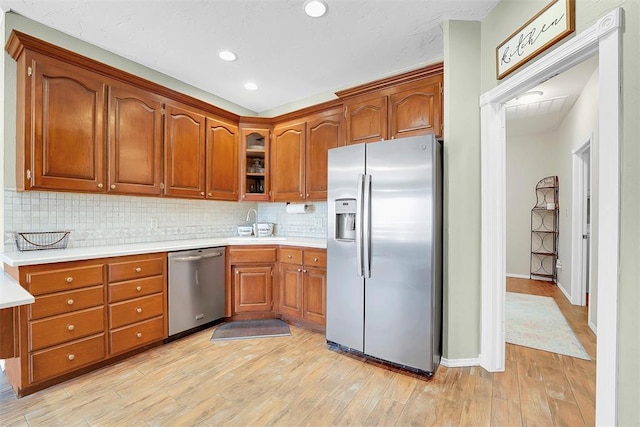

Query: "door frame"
left=571, top=137, right=591, bottom=308
left=479, top=8, right=621, bottom=426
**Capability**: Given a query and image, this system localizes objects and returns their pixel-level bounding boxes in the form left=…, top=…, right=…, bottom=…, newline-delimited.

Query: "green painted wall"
left=442, top=20, right=482, bottom=360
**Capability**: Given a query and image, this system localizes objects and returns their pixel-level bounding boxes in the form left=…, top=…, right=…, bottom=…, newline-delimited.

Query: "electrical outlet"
left=314, top=218, right=323, bottom=228
left=556, top=260, right=562, bottom=269
left=150, top=217, right=159, bottom=229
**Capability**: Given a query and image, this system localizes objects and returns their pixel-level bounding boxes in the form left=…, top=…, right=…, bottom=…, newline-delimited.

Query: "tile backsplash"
left=4, top=190, right=327, bottom=252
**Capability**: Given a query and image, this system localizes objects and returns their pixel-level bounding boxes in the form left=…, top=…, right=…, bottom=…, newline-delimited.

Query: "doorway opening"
left=479, top=8, right=621, bottom=425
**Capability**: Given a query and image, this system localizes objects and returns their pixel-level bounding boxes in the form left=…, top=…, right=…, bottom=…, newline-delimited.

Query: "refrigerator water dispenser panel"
left=335, top=199, right=357, bottom=241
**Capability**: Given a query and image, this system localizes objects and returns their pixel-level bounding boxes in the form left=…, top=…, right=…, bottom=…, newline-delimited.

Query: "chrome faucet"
left=246, top=208, right=258, bottom=237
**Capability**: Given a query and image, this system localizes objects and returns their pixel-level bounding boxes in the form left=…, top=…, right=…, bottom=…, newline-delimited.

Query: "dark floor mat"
left=210, top=319, right=291, bottom=341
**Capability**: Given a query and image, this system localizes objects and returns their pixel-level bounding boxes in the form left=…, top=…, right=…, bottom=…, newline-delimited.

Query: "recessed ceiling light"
left=516, top=91, right=544, bottom=103
left=304, top=0, right=327, bottom=18
left=244, top=82, right=258, bottom=91
left=218, top=50, right=237, bottom=62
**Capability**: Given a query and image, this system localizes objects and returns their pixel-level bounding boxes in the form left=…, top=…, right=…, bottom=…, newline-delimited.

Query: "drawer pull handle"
left=67, top=299, right=74, bottom=305
left=66, top=276, right=74, bottom=283
left=68, top=354, right=75, bottom=361
left=314, top=257, right=319, bottom=262
left=67, top=324, right=75, bottom=331
left=135, top=267, right=142, bottom=273
left=136, top=286, right=142, bottom=291
left=136, top=332, right=142, bottom=338
left=136, top=307, right=143, bottom=313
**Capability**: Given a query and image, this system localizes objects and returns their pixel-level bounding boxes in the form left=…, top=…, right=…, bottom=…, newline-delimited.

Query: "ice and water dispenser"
left=334, top=199, right=356, bottom=241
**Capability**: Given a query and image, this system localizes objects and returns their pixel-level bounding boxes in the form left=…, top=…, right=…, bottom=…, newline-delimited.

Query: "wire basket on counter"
left=15, top=231, right=71, bottom=251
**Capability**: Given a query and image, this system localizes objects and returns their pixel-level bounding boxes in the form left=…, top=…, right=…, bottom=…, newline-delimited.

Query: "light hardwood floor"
left=0, top=278, right=595, bottom=426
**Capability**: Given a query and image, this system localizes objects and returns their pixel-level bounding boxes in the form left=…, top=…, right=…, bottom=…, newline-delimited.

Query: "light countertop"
left=0, top=236, right=327, bottom=267
left=0, top=271, right=35, bottom=309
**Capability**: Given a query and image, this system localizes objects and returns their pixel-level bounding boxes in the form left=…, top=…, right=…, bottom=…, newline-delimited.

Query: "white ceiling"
left=0, top=0, right=500, bottom=114
left=506, top=55, right=599, bottom=137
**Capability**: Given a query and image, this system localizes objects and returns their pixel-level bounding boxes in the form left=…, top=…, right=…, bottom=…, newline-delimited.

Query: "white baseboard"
left=589, top=320, right=597, bottom=335
left=506, top=273, right=530, bottom=279
left=557, top=281, right=573, bottom=303
left=440, top=357, right=481, bottom=368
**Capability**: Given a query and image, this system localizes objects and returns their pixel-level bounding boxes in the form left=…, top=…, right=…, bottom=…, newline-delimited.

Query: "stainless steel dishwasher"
left=168, top=247, right=225, bottom=338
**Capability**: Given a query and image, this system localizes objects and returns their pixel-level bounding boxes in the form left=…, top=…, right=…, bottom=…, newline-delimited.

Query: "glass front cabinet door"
left=240, top=127, right=270, bottom=201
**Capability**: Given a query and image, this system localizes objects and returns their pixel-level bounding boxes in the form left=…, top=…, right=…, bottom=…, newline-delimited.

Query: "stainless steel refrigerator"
left=326, top=134, right=442, bottom=375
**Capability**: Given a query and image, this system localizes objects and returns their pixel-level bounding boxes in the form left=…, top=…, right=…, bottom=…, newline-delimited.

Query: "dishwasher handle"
left=172, top=251, right=224, bottom=262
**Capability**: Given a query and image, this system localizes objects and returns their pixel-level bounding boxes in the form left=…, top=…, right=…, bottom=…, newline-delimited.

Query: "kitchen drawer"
left=108, top=294, right=164, bottom=329
left=229, top=247, right=277, bottom=263
left=29, top=306, right=105, bottom=351
left=303, top=250, right=326, bottom=268
left=109, top=316, right=164, bottom=355
left=279, top=248, right=303, bottom=265
left=26, top=264, right=104, bottom=296
left=108, top=276, right=164, bottom=303
left=108, top=256, right=164, bottom=283
left=29, top=285, right=104, bottom=320
left=30, top=334, right=106, bottom=384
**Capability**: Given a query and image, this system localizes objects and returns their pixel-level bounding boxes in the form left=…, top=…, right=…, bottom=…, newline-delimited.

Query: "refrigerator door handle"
left=363, top=174, right=372, bottom=279
left=356, top=174, right=365, bottom=277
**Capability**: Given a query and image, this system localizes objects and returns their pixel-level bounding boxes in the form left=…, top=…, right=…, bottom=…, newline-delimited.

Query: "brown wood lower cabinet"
left=227, top=246, right=276, bottom=317
left=278, top=247, right=327, bottom=329
left=2, top=252, right=167, bottom=397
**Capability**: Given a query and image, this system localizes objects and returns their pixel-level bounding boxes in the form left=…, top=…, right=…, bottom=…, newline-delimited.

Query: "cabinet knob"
left=135, top=267, right=142, bottom=273
left=136, top=332, right=142, bottom=338
left=66, top=276, right=74, bottom=283
left=242, top=194, right=246, bottom=199
left=314, top=257, right=319, bottom=262
left=306, top=194, right=310, bottom=198
left=97, top=183, right=104, bottom=189
left=208, top=192, right=213, bottom=197
left=110, top=184, right=116, bottom=189
left=68, top=354, right=75, bottom=361
left=303, top=269, right=308, bottom=273
left=300, top=193, right=303, bottom=197
left=136, top=307, right=143, bottom=313
left=297, top=268, right=302, bottom=272
left=200, top=191, right=205, bottom=196
left=67, top=324, right=75, bottom=331
left=136, top=285, right=142, bottom=291
left=67, top=299, right=74, bottom=306
left=287, top=255, right=292, bottom=259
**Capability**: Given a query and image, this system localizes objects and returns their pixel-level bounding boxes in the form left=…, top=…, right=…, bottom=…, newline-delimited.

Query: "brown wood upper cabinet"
left=206, top=118, right=239, bottom=201
left=271, top=121, right=306, bottom=202
left=23, top=53, right=107, bottom=192
left=239, top=126, right=271, bottom=202
left=343, top=72, right=443, bottom=145
left=305, top=109, right=344, bottom=200
left=271, top=107, right=344, bottom=202
left=108, top=83, right=164, bottom=195
left=163, top=102, right=207, bottom=198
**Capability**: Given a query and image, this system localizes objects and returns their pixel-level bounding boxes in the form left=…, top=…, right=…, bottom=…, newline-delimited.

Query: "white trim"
left=593, top=13, right=621, bottom=425
left=588, top=320, right=597, bottom=335
left=479, top=8, right=621, bottom=426
left=571, top=137, right=592, bottom=307
left=557, top=280, right=572, bottom=302
left=440, top=357, right=481, bottom=368
left=506, top=273, right=530, bottom=279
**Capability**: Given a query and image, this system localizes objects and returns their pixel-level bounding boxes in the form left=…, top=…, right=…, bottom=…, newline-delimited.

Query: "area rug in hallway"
left=210, top=319, right=291, bottom=341
left=506, top=292, right=590, bottom=360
